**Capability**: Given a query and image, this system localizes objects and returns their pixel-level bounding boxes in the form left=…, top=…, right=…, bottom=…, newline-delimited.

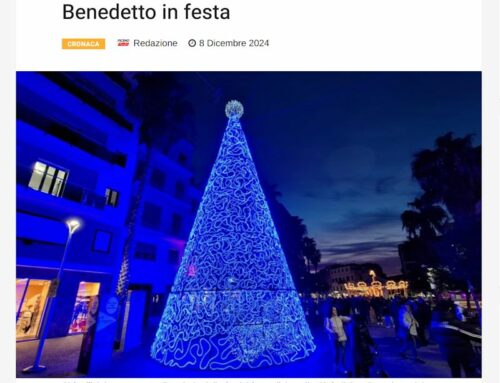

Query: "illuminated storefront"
left=68, top=281, right=100, bottom=334
left=16, top=279, right=101, bottom=341
left=16, top=279, right=51, bottom=341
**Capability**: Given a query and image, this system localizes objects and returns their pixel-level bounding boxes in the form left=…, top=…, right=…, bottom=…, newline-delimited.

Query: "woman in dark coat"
left=350, top=312, right=376, bottom=377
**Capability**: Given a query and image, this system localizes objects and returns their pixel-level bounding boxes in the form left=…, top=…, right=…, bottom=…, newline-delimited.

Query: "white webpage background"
left=17, top=0, right=480, bottom=70
left=5, top=0, right=499, bottom=382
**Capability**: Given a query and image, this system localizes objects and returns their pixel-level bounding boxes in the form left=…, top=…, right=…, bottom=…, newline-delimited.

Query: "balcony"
left=17, top=165, right=106, bottom=209
left=17, top=105, right=127, bottom=168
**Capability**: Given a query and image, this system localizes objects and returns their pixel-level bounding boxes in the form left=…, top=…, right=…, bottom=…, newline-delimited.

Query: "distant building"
left=16, top=72, right=138, bottom=340
left=317, top=263, right=386, bottom=296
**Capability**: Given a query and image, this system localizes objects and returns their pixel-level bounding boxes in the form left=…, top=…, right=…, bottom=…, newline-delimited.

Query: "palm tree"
left=411, top=133, right=480, bottom=221
left=115, top=73, right=194, bottom=344
left=402, top=132, right=481, bottom=314
left=401, top=197, right=449, bottom=240
left=302, top=236, right=321, bottom=273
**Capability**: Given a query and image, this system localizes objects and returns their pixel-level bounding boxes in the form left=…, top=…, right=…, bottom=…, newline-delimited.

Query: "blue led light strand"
left=151, top=101, right=315, bottom=370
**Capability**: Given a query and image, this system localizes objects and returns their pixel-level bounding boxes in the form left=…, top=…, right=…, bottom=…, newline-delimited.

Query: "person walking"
left=430, top=298, right=481, bottom=377
left=414, top=297, right=431, bottom=346
left=350, top=312, right=376, bottom=377
left=398, top=303, right=424, bottom=363
left=325, top=306, right=351, bottom=375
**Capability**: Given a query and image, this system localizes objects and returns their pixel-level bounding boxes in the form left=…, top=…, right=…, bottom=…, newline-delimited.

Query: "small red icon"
left=117, top=39, right=129, bottom=47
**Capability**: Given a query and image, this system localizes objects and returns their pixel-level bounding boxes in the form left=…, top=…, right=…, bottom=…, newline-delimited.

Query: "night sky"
left=176, top=72, right=481, bottom=275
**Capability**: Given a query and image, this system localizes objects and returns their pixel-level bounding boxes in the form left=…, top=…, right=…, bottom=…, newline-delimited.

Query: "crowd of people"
left=301, top=291, right=481, bottom=378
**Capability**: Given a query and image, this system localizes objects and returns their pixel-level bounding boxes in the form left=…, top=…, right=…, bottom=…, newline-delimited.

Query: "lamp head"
left=66, top=218, right=81, bottom=234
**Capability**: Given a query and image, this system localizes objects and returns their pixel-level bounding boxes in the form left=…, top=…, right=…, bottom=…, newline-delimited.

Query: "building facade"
left=16, top=72, right=201, bottom=343
left=318, top=263, right=386, bottom=296
left=127, top=142, right=201, bottom=328
left=16, top=72, right=139, bottom=340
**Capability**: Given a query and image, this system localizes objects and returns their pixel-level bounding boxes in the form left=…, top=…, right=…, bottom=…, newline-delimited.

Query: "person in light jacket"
left=398, top=303, right=423, bottom=362
left=325, top=306, right=351, bottom=374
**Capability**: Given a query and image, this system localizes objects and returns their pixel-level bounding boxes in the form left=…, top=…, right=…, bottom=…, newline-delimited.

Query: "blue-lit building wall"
left=16, top=72, right=139, bottom=339
left=16, top=72, right=201, bottom=340
left=127, top=141, right=201, bottom=328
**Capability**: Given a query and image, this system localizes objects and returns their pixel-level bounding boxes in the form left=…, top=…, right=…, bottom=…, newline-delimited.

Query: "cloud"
left=320, top=240, right=401, bottom=256
left=375, top=176, right=397, bottom=194
left=319, top=240, right=402, bottom=274
left=302, top=174, right=415, bottom=202
left=321, top=208, right=402, bottom=233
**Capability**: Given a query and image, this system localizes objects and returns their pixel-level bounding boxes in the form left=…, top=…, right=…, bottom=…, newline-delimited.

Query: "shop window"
left=16, top=279, right=29, bottom=319
left=16, top=279, right=51, bottom=341
left=135, top=242, right=157, bottom=261
left=28, top=161, right=68, bottom=197
left=92, top=230, right=112, bottom=253
left=68, top=282, right=100, bottom=334
left=105, top=188, right=119, bottom=207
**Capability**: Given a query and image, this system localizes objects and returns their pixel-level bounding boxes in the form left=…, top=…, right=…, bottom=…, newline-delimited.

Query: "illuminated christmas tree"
left=151, top=100, right=315, bottom=370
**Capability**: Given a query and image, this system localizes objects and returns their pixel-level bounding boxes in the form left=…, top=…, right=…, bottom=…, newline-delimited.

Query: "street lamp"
left=23, top=218, right=81, bottom=373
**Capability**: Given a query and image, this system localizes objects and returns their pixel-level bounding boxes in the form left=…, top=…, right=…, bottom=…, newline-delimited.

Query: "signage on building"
left=77, top=295, right=120, bottom=374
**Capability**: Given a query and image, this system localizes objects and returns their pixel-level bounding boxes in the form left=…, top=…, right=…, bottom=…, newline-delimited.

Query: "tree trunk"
left=114, top=147, right=154, bottom=349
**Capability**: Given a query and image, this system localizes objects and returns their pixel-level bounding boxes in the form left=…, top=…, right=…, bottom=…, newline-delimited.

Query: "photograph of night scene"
left=16, top=72, right=481, bottom=378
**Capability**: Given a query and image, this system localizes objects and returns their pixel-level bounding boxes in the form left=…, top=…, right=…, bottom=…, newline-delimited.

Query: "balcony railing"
left=17, top=165, right=106, bottom=209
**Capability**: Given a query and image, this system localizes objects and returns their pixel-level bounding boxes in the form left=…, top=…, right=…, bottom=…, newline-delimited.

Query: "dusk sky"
left=176, top=72, right=481, bottom=275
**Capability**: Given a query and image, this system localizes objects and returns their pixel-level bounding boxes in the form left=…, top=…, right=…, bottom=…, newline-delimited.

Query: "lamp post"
left=23, top=218, right=81, bottom=373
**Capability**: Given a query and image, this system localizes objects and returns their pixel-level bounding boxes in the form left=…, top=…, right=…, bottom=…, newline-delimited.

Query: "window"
left=142, top=202, right=162, bottom=229
left=92, top=230, right=112, bottom=253
left=28, top=161, right=68, bottom=197
left=135, top=242, right=156, bottom=261
left=68, top=282, right=100, bottom=334
left=105, top=188, right=119, bottom=207
left=168, top=249, right=179, bottom=264
left=171, top=213, right=182, bottom=236
left=151, top=168, right=166, bottom=190
left=16, top=279, right=51, bottom=340
left=175, top=182, right=185, bottom=199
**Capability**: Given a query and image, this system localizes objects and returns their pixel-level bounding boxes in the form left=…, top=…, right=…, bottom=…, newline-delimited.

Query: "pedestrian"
left=325, top=306, right=351, bottom=374
left=390, top=295, right=402, bottom=337
left=430, top=297, right=481, bottom=377
left=414, top=297, right=431, bottom=346
left=382, top=299, right=394, bottom=328
left=350, top=312, right=376, bottom=377
left=398, top=303, right=424, bottom=363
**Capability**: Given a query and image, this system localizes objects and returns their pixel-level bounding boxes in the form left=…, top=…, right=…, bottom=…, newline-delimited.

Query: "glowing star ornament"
left=225, top=99, right=244, bottom=119
left=151, top=100, right=315, bottom=370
